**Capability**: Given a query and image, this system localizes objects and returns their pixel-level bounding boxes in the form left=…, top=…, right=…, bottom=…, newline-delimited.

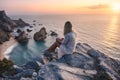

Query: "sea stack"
left=15, top=31, right=28, bottom=43
left=34, top=27, right=47, bottom=41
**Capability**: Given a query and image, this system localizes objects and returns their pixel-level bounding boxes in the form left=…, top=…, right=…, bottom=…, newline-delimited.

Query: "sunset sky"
left=0, top=0, right=120, bottom=15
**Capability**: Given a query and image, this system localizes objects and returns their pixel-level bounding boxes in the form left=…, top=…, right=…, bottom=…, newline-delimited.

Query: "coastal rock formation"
left=0, top=22, right=13, bottom=32
left=0, top=10, right=29, bottom=43
left=0, top=29, right=10, bottom=44
left=1, top=43, right=120, bottom=80
left=26, top=29, right=32, bottom=32
left=16, top=29, right=22, bottom=34
left=13, top=18, right=29, bottom=27
left=50, top=30, right=58, bottom=36
left=38, top=43, right=119, bottom=80
left=34, top=27, right=47, bottom=41
left=0, top=11, right=29, bottom=32
left=15, top=31, right=28, bottom=43
left=0, top=10, right=17, bottom=28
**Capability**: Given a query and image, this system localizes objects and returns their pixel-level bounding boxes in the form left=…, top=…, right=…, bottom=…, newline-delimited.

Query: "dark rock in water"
left=33, top=20, right=36, bottom=22
left=26, top=29, right=32, bottom=32
left=34, top=27, right=47, bottom=41
left=15, top=31, right=28, bottom=43
left=33, top=23, right=36, bottom=26
left=16, top=29, right=22, bottom=34
left=13, top=18, right=29, bottom=27
left=50, top=30, right=58, bottom=36
left=0, top=29, right=10, bottom=44
left=39, top=24, right=43, bottom=26
left=29, top=26, right=33, bottom=28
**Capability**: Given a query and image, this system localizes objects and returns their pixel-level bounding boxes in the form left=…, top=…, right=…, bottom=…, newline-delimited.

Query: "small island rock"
left=34, top=27, right=47, bottom=41
left=15, top=31, right=28, bottom=43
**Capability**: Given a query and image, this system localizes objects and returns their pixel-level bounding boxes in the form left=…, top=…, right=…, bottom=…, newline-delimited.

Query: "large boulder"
left=34, top=27, right=47, bottom=41
left=15, top=31, right=28, bottom=43
left=0, top=29, right=10, bottom=44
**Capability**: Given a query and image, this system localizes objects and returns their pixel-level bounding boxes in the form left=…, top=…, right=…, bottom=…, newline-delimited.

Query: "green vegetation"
left=0, top=58, right=14, bottom=76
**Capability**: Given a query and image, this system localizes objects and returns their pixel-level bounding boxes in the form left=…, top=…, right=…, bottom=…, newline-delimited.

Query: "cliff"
left=0, top=10, right=29, bottom=44
left=0, top=43, right=120, bottom=80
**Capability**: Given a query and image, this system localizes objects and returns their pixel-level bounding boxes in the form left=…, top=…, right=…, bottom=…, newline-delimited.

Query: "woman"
left=44, top=21, right=76, bottom=63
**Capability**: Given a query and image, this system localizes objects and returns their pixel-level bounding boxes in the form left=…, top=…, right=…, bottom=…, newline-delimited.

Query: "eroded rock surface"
left=0, top=29, right=10, bottom=44
left=1, top=43, right=120, bottom=80
left=34, top=27, right=47, bottom=41
left=15, top=31, right=28, bottom=43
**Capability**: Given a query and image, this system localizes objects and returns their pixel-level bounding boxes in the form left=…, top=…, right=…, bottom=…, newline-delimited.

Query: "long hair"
left=64, top=21, right=73, bottom=36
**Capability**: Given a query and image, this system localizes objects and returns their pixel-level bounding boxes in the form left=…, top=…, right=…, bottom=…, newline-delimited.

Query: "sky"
left=0, top=0, right=120, bottom=15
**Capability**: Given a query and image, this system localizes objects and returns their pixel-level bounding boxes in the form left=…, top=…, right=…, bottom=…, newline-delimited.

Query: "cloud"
left=87, top=4, right=109, bottom=9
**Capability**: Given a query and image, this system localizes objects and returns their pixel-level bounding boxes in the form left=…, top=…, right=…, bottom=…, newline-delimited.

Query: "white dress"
left=58, top=32, right=76, bottom=59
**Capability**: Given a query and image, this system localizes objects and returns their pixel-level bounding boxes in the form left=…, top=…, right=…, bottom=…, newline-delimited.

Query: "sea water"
left=8, top=14, right=120, bottom=66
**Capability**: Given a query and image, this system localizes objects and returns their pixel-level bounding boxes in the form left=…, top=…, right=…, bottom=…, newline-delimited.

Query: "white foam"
left=4, top=43, right=17, bottom=59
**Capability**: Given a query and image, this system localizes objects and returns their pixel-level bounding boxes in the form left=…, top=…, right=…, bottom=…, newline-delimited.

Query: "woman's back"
left=58, top=32, right=76, bottom=58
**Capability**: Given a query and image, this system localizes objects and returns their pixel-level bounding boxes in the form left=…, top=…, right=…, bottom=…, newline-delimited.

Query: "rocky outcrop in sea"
left=0, top=43, right=120, bottom=80
left=34, top=27, right=47, bottom=41
left=15, top=31, right=28, bottom=43
left=50, top=30, right=58, bottom=37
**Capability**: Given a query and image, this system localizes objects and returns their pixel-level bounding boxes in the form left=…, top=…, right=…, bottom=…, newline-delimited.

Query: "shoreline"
left=0, top=37, right=17, bottom=60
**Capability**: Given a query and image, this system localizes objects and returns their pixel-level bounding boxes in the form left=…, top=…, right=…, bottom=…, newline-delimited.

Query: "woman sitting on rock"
left=43, top=21, right=76, bottom=63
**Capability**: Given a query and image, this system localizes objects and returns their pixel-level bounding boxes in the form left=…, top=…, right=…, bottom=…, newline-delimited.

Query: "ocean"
left=7, top=14, right=120, bottom=66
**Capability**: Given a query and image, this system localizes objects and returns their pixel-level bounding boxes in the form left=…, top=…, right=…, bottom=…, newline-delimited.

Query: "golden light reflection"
left=112, top=3, right=120, bottom=13
left=102, top=15, right=119, bottom=47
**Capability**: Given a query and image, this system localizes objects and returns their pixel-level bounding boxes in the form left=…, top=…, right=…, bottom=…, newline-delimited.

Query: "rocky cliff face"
left=0, top=29, right=10, bottom=44
left=0, top=11, right=17, bottom=27
left=0, top=10, right=29, bottom=44
left=0, top=11, right=14, bottom=32
left=1, top=43, right=120, bottom=80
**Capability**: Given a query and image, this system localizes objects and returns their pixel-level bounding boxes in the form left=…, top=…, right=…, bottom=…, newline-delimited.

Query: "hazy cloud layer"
left=87, top=4, right=109, bottom=9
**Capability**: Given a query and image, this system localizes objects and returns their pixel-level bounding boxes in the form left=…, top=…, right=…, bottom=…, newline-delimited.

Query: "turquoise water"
left=9, top=35, right=57, bottom=66
left=9, top=14, right=120, bottom=66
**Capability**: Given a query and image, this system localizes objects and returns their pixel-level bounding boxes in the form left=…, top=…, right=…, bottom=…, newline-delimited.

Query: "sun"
left=112, top=3, right=120, bottom=12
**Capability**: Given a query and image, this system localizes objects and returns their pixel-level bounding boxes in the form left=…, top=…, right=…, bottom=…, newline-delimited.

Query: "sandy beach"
left=0, top=37, right=17, bottom=60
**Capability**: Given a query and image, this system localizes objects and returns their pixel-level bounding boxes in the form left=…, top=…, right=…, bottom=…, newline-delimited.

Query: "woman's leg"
left=47, top=38, right=61, bottom=52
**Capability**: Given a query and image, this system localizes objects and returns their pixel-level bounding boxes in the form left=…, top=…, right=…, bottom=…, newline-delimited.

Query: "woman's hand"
left=56, top=38, right=64, bottom=44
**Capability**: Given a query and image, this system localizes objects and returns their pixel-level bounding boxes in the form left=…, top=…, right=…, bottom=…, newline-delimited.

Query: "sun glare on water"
left=112, top=3, right=120, bottom=12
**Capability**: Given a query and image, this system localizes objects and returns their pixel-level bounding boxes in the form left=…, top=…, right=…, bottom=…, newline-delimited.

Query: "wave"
left=4, top=43, right=17, bottom=59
